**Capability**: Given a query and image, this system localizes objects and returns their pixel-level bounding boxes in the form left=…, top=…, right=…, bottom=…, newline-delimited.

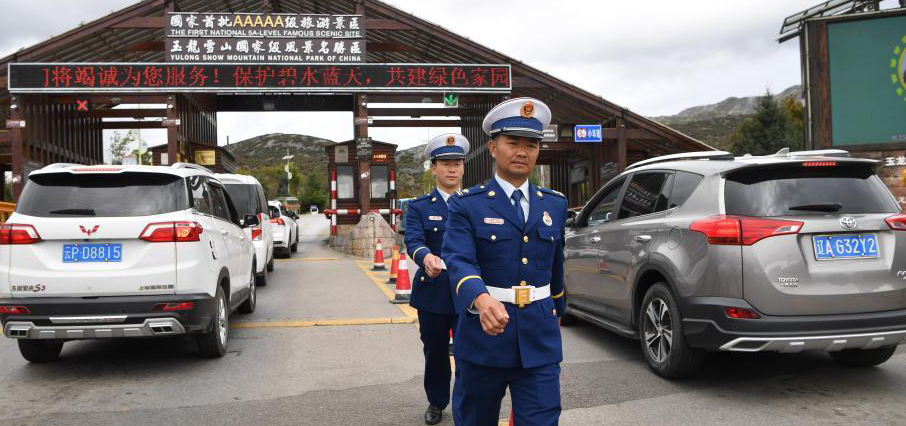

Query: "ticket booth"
left=325, top=139, right=399, bottom=236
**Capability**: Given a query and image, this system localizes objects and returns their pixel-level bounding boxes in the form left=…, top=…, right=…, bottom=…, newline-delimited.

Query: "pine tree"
left=728, top=90, right=802, bottom=156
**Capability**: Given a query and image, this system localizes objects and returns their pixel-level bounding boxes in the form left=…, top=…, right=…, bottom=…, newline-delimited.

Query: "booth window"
left=371, top=165, right=389, bottom=199
left=337, top=165, right=355, bottom=199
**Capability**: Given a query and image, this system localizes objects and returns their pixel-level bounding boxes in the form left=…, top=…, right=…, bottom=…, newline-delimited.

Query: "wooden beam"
left=0, top=131, right=9, bottom=144
left=600, top=128, right=662, bottom=141
left=369, top=120, right=461, bottom=128
left=368, top=108, right=464, bottom=117
left=367, top=42, right=416, bottom=52
left=101, top=121, right=166, bottom=129
left=50, top=95, right=168, bottom=104
left=126, top=41, right=165, bottom=51
left=86, top=108, right=167, bottom=118
left=111, top=16, right=165, bottom=29
left=0, top=77, right=6, bottom=89
left=364, top=18, right=414, bottom=30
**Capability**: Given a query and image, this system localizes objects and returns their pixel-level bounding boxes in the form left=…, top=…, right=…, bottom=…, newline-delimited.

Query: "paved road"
left=1, top=214, right=905, bottom=425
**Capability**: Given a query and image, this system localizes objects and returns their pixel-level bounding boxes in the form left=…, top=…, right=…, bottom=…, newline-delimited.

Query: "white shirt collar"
left=494, top=174, right=529, bottom=201
left=436, top=187, right=455, bottom=204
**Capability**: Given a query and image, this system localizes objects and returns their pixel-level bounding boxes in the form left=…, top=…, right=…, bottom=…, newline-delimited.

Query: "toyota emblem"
left=839, top=217, right=857, bottom=230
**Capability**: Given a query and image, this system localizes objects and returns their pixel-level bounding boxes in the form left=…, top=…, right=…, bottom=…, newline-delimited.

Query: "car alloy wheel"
left=217, top=295, right=228, bottom=346
left=643, top=298, right=673, bottom=363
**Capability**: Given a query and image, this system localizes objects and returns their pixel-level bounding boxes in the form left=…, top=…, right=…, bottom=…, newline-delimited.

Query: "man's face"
left=431, top=158, right=464, bottom=188
left=488, top=134, right=540, bottom=180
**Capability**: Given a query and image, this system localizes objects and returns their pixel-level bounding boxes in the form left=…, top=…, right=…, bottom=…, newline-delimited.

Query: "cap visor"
left=494, top=129, right=544, bottom=139
left=433, top=153, right=465, bottom=160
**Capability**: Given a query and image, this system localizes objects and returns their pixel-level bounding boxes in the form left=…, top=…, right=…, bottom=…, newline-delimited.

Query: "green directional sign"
left=443, top=93, right=459, bottom=108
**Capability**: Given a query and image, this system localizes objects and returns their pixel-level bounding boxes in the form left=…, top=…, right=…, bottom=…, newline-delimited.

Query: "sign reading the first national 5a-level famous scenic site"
left=7, top=63, right=512, bottom=93
left=166, top=12, right=366, bottom=63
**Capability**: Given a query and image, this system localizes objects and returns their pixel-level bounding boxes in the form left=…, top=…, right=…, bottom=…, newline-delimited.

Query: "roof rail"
left=42, top=163, right=84, bottom=170
left=789, top=149, right=850, bottom=158
left=170, top=162, right=212, bottom=172
left=626, top=151, right=734, bottom=170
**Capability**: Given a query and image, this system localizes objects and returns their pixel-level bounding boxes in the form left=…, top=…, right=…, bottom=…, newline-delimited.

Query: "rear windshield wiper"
left=48, top=208, right=97, bottom=216
left=788, top=203, right=843, bottom=212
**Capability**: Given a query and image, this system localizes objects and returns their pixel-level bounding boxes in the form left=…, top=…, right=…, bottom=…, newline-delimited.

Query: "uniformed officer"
left=442, top=98, right=567, bottom=426
left=405, top=133, right=470, bottom=425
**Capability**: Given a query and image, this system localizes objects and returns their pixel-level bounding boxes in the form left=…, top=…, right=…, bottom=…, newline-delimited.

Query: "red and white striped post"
left=330, top=168, right=338, bottom=236
left=389, top=169, right=397, bottom=231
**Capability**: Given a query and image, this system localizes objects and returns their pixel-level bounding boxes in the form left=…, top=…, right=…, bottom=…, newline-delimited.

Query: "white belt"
left=487, top=284, right=550, bottom=308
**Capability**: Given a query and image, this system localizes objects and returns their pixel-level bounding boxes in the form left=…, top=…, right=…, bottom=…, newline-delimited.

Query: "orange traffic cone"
left=373, top=239, right=386, bottom=271
left=387, top=245, right=400, bottom=284
left=509, top=409, right=514, bottom=426
left=448, top=328, right=454, bottom=355
left=391, top=252, right=411, bottom=304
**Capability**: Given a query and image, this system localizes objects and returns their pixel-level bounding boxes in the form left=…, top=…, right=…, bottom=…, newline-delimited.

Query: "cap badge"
left=520, top=101, right=535, bottom=118
left=446, top=136, right=456, bottom=146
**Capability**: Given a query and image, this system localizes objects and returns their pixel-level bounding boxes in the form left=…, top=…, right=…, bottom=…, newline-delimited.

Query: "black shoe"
left=425, top=405, right=443, bottom=425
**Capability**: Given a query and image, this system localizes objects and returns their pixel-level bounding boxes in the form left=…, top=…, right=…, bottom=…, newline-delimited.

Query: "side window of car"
left=256, top=185, right=268, bottom=215
left=668, top=171, right=705, bottom=209
left=585, top=177, right=626, bottom=227
left=188, top=176, right=213, bottom=215
left=618, top=172, right=671, bottom=220
left=206, top=181, right=230, bottom=222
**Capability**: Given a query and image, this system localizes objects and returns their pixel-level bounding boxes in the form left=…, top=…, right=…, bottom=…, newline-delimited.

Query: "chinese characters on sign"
left=8, top=64, right=512, bottom=93
left=574, top=124, right=603, bottom=143
left=166, top=13, right=365, bottom=63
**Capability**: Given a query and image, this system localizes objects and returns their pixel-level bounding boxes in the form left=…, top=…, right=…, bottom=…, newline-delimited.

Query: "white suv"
left=217, top=173, right=275, bottom=286
left=0, top=163, right=256, bottom=362
left=268, top=200, right=298, bottom=257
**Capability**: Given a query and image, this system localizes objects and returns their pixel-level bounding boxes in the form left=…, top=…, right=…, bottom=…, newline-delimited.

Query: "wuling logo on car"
left=839, top=217, right=857, bottom=230
left=79, top=225, right=100, bottom=236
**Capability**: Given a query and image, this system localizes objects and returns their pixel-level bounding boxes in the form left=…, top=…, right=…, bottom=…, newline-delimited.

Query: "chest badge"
left=543, top=211, right=553, bottom=226
left=484, top=217, right=504, bottom=225
left=428, top=215, right=443, bottom=221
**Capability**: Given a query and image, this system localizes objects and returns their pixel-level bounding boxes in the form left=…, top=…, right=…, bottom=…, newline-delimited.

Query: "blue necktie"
left=511, top=190, right=525, bottom=224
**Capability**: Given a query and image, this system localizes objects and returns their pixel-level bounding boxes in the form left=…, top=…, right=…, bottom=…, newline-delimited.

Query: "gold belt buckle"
left=511, top=285, right=532, bottom=308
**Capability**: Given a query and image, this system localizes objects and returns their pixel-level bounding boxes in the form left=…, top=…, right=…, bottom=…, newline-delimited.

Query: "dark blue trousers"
left=417, top=310, right=459, bottom=410
left=454, top=358, right=561, bottom=426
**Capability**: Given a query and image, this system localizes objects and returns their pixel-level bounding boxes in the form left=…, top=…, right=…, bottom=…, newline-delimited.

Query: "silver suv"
left=563, top=149, right=906, bottom=378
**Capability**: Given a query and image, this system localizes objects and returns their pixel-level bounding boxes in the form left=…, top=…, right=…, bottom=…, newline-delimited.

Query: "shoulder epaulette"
left=456, top=184, right=488, bottom=198
left=539, top=187, right=566, bottom=199
left=412, top=193, right=431, bottom=203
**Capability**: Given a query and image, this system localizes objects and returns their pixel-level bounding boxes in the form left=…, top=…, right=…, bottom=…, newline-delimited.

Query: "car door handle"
left=221, top=230, right=228, bottom=236
left=590, top=236, right=601, bottom=243
left=634, top=235, right=652, bottom=243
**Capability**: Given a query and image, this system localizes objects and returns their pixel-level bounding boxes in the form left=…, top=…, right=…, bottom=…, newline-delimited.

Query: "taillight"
left=802, top=161, right=836, bottom=167
left=152, top=302, right=194, bottom=312
left=725, top=307, right=761, bottom=319
left=139, top=221, right=203, bottom=242
left=0, top=224, right=42, bottom=245
left=690, top=215, right=802, bottom=245
left=251, top=226, right=263, bottom=240
left=0, top=306, right=31, bottom=315
left=885, top=213, right=906, bottom=231
left=271, top=218, right=285, bottom=226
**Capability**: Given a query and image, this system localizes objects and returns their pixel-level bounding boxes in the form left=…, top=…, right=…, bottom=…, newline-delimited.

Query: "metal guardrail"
left=0, top=202, right=15, bottom=223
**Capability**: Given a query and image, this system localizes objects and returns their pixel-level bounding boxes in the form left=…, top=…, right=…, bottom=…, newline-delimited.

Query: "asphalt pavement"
left=0, top=213, right=904, bottom=425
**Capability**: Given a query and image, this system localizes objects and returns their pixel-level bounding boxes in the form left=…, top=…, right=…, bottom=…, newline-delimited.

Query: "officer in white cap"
left=442, top=97, right=567, bottom=426
left=405, top=133, right=469, bottom=424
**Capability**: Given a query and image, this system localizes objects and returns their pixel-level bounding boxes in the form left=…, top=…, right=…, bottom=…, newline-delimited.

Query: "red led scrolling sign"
left=7, top=63, right=512, bottom=93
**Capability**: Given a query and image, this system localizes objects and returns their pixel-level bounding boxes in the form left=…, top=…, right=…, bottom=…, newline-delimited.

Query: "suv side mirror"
left=242, top=214, right=260, bottom=228
left=565, top=217, right=575, bottom=228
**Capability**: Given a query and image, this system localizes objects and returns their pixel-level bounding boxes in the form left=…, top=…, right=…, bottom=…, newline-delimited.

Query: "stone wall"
left=329, top=213, right=401, bottom=258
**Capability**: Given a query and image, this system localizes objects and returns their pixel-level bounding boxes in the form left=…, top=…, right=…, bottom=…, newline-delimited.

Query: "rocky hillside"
left=225, top=133, right=335, bottom=170
left=651, top=85, right=802, bottom=149
left=395, top=143, right=428, bottom=197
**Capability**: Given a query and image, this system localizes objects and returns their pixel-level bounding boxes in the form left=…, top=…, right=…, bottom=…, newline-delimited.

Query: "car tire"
left=18, top=339, right=64, bottom=363
left=239, top=265, right=257, bottom=314
left=639, top=283, right=704, bottom=379
left=291, top=241, right=298, bottom=253
left=197, top=285, right=228, bottom=358
left=830, top=346, right=897, bottom=368
left=266, top=254, right=275, bottom=272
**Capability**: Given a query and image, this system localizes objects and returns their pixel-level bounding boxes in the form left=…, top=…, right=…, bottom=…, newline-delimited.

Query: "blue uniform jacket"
left=441, top=179, right=567, bottom=369
left=405, top=188, right=456, bottom=315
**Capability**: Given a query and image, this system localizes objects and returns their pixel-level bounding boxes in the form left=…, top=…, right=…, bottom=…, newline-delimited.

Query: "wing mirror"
left=242, top=214, right=260, bottom=228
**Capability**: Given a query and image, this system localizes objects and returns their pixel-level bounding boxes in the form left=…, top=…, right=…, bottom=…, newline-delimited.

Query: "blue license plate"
left=813, top=234, right=879, bottom=260
left=62, top=243, right=123, bottom=263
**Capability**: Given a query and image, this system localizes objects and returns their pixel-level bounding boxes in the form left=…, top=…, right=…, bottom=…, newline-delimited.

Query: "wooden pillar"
left=9, top=95, right=25, bottom=201
left=617, top=117, right=627, bottom=172
left=354, top=93, right=370, bottom=214
left=166, top=95, right=178, bottom=165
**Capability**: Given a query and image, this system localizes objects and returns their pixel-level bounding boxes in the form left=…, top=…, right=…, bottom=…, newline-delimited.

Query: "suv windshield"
left=17, top=172, right=189, bottom=217
left=224, top=183, right=255, bottom=217
left=725, top=164, right=898, bottom=217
